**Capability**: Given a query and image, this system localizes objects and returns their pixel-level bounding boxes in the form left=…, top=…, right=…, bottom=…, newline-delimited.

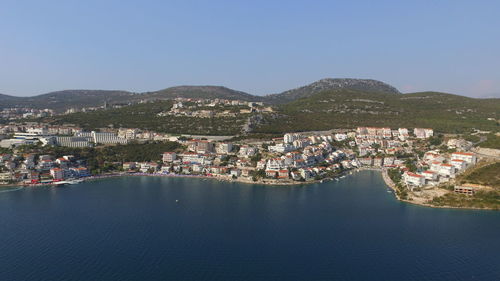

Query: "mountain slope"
left=0, top=86, right=263, bottom=112
left=254, top=89, right=500, bottom=134
left=144, top=86, right=264, bottom=102
left=264, top=78, right=401, bottom=104
left=0, top=90, right=138, bottom=112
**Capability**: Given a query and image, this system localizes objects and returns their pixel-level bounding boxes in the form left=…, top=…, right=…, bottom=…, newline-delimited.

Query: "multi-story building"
left=50, top=168, right=64, bottom=180
left=421, top=170, right=438, bottom=182
left=216, top=143, right=233, bottom=154
left=413, top=128, right=434, bottom=139
left=403, top=172, right=425, bottom=188
left=451, top=152, right=476, bottom=165
left=284, top=133, right=301, bottom=144
left=162, top=152, right=177, bottom=163
left=450, top=159, right=466, bottom=171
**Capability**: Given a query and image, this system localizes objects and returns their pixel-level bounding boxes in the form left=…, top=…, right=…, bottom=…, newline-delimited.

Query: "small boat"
left=68, top=179, right=83, bottom=185
left=54, top=181, right=70, bottom=186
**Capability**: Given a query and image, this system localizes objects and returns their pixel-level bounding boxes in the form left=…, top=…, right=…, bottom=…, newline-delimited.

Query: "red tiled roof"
left=452, top=152, right=474, bottom=156
left=406, top=172, right=423, bottom=178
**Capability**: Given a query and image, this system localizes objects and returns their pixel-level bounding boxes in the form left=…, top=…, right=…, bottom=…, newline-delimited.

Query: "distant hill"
left=0, top=86, right=263, bottom=112
left=254, top=89, right=500, bottom=134
left=3, top=79, right=500, bottom=135
left=264, top=78, right=401, bottom=104
left=0, top=90, right=138, bottom=112
left=0, top=78, right=398, bottom=111
left=143, top=86, right=264, bottom=102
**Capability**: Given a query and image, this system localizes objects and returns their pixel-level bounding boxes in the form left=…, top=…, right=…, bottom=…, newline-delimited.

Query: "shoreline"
left=379, top=168, right=498, bottom=211
left=2, top=169, right=497, bottom=211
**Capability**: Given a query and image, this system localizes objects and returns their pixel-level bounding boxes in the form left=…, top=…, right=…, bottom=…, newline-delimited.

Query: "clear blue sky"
left=1, top=0, right=499, bottom=97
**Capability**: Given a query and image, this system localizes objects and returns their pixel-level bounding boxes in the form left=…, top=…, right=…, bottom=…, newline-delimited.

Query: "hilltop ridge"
left=0, top=78, right=400, bottom=111
left=265, top=78, right=401, bottom=104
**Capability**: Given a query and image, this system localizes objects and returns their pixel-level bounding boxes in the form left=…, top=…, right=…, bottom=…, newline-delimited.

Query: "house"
left=123, top=162, right=137, bottom=170
left=0, top=172, right=13, bottom=182
left=139, top=162, right=158, bottom=173
left=451, top=152, right=476, bottom=165
left=437, top=163, right=456, bottom=178
left=239, top=145, right=258, bottom=157
left=38, top=159, right=54, bottom=170
left=413, top=128, right=433, bottom=139
left=3, top=161, right=16, bottom=170
left=373, top=157, right=383, bottom=167
left=70, top=167, right=90, bottom=177
left=423, top=152, right=445, bottom=164
left=299, top=168, right=314, bottom=180
left=216, top=143, right=233, bottom=154
left=284, top=133, right=301, bottom=144
left=265, top=170, right=278, bottom=178
left=50, top=168, right=64, bottom=180
left=430, top=161, right=442, bottom=173
left=162, top=152, right=177, bottom=163
left=240, top=168, right=253, bottom=177
left=210, top=166, right=227, bottom=175
left=383, top=157, right=395, bottom=167
left=278, top=169, right=289, bottom=179
left=334, top=133, right=348, bottom=142
left=267, top=158, right=285, bottom=170
left=359, top=157, right=373, bottom=166
left=447, top=139, right=472, bottom=150
left=56, top=157, right=69, bottom=167
left=179, top=153, right=206, bottom=164
left=403, top=172, right=425, bottom=188
left=450, top=159, right=466, bottom=171
left=421, top=170, right=438, bottom=182
left=230, top=169, right=241, bottom=177
left=268, top=143, right=293, bottom=153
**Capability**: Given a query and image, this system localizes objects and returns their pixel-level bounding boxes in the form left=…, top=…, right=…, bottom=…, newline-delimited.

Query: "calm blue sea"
left=0, top=171, right=499, bottom=281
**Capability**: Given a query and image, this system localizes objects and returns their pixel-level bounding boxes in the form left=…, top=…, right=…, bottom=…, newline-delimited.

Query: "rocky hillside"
left=264, top=78, right=401, bottom=104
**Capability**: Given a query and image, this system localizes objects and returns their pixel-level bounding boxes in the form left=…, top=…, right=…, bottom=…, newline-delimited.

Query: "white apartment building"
left=50, top=168, right=64, bottom=180
left=451, top=152, right=476, bottom=165
left=421, top=170, right=438, bottom=182
left=413, top=128, right=434, bottom=139
left=284, top=133, right=301, bottom=144
left=403, top=172, right=425, bottom=187
left=162, top=152, right=177, bottom=163
left=450, top=159, right=466, bottom=171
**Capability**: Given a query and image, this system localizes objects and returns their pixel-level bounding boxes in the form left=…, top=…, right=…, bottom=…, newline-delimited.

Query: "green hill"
left=43, top=101, right=251, bottom=135
left=143, top=85, right=263, bottom=102
left=254, top=90, right=500, bottom=134
left=0, top=90, right=138, bottom=112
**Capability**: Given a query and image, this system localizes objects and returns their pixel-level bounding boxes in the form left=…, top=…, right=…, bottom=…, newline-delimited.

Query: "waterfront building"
left=50, top=168, right=64, bottom=180
left=403, top=172, right=425, bottom=188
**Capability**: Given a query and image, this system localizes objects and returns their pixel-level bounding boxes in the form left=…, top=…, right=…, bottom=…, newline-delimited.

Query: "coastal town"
left=1, top=116, right=495, bottom=209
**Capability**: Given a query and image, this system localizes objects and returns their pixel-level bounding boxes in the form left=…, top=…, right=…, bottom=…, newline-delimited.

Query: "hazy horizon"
left=1, top=0, right=499, bottom=98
